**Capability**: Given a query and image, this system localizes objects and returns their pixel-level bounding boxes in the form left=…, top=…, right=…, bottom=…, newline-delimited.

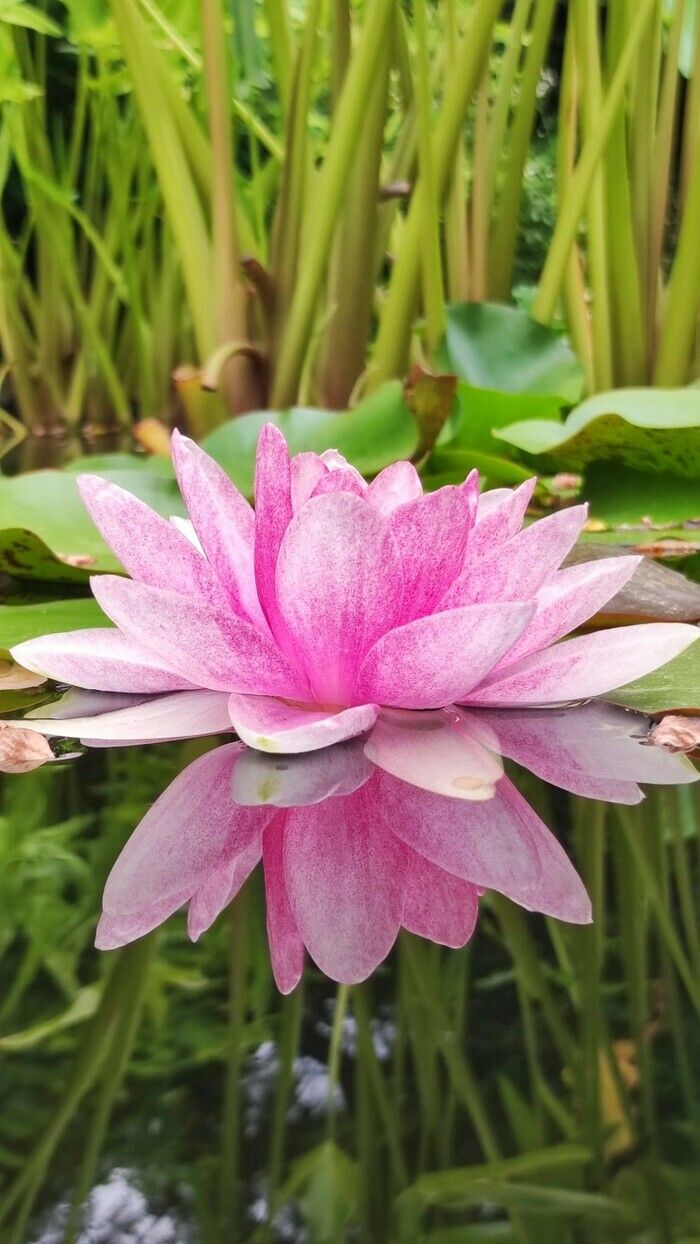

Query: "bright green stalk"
left=317, top=39, right=390, bottom=407
left=414, top=0, right=444, bottom=353
left=443, top=0, right=469, bottom=302
left=200, top=0, right=261, bottom=412
left=654, top=141, right=700, bottom=384
left=533, top=0, right=658, bottom=326
left=601, top=0, right=646, bottom=385
left=271, top=0, right=397, bottom=407
left=326, top=983, right=350, bottom=1142
left=482, top=0, right=533, bottom=232
left=266, top=982, right=305, bottom=1232
left=469, top=63, right=491, bottom=300
left=574, top=0, right=613, bottom=391
left=629, top=0, right=661, bottom=309
left=329, top=0, right=351, bottom=106
left=370, top=0, right=502, bottom=388
left=264, top=0, right=294, bottom=119
left=680, top=0, right=700, bottom=204
left=648, top=0, right=686, bottom=360
left=110, top=0, right=217, bottom=359
left=489, top=0, right=557, bottom=301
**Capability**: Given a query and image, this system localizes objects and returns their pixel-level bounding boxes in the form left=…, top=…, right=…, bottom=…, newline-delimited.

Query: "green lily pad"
left=0, top=466, right=183, bottom=581
left=607, top=641, right=700, bottom=714
left=443, top=303, right=584, bottom=401
left=0, top=598, right=110, bottom=654
left=423, top=448, right=533, bottom=488
left=495, top=387, right=700, bottom=477
left=201, top=381, right=419, bottom=495
left=444, top=383, right=569, bottom=455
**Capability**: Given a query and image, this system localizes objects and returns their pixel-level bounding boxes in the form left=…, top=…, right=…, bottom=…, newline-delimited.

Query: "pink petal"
left=96, top=896, right=187, bottom=949
left=91, top=576, right=309, bottom=697
left=364, top=707, right=502, bottom=798
left=20, top=689, right=232, bottom=744
left=496, top=779, right=591, bottom=922
left=11, top=629, right=195, bottom=693
left=311, top=468, right=367, bottom=498
left=231, top=740, right=374, bottom=806
left=187, top=834, right=262, bottom=940
left=171, top=432, right=267, bottom=629
left=388, top=476, right=478, bottom=622
left=353, top=601, right=535, bottom=709
left=366, top=461, right=423, bottom=516
left=401, top=846, right=479, bottom=947
left=492, top=555, right=641, bottom=670
left=254, top=424, right=293, bottom=636
left=263, top=814, right=305, bottom=993
left=472, top=477, right=536, bottom=546
left=101, top=742, right=272, bottom=929
left=375, top=770, right=540, bottom=896
left=228, top=694, right=378, bottom=753
left=275, top=493, right=403, bottom=703
left=78, top=474, right=220, bottom=604
left=442, top=504, right=588, bottom=609
left=478, top=702, right=697, bottom=802
left=283, top=779, right=404, bottom=984
left=291, top=452, right=328, bottom=511
left=464, top=623, right=699, bottom=707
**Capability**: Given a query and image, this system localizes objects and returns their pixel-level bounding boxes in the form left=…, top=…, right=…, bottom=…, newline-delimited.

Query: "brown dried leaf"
left=646, top=715, right=700, bottom=754
left=133, top=418, right=173, bottom=458
left=403, top=365, right=458, bottom=457
left=0, top=722, right=53, bottom=773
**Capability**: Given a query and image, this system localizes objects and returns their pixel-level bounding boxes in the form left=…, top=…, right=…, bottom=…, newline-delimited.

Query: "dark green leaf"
left=443, top=303, right=583, bottom=401
left=606, top=643, right=700, bottom=714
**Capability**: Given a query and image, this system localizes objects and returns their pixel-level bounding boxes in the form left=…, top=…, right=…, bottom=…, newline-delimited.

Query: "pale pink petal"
left=496, top=779, right=591, bottom=922
left=19, top=690, right=232, bottom=744
left=171, top=432, right=267, bottom=629
left=492, top=555, right=641, bottom=670
left=264, top=814, right=305, bottom=993
left=366, top=461, right=423, bottom=516
left=364, top=707, right=502, bottom=798
left=375, top=771, right=540, bottom=897
left=101, top=743, right=273, bottom=930
left=187, top=835, right=262, bottom=940
left=91, top=576, right=309, bottom=697
left=477, top=702, right=697, bottom=802
left=283, top=779, right=405, bottom=984
left=442, top=504, right=588, bottom=609
left=472, top=477, right=536, bottom=544
left=228, top=694, right=378, bottom=753
left=27, top=689, right=151, bottom=719
left=275, top=493, right=403, bottom=703
left=78, top=474, right=220, bottom=604
left=311, top=468, right=367, bottom=497
left=254, top=424, right=293, bottom=636
left=231, top=739, right=374, bottom=806
left=388, top=476, right=478, bottom=622
left=401, top=846, right=479, bottom=947
left=464, top=623, right=699, bottom=707
left=11, top=629, right=194, bottom=694
left=320, top=449, right=354, bottom=470
left=353, top=601, right=535, bottom=709
left=96, top=897, right=187, bottom=949
left=290, top=452, right=328, bottom=511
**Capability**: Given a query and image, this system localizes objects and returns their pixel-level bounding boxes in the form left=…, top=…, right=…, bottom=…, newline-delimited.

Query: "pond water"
left=0, top=699, right=698, bottom=1243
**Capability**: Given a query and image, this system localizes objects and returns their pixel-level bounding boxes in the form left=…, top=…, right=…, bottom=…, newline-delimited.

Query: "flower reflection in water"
left=27, top=698, right=688, bottom=992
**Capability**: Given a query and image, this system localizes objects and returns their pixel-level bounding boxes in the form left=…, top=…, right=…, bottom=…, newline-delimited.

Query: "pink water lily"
left=12, top=426, right=698, bottom=753
left=92, top=702, right=696, bottom=990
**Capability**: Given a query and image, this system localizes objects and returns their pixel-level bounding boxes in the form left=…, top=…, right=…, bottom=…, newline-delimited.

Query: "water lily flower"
left=12, top=427, right=698, bottom=754
left=92, top=702, right=696, bottom=990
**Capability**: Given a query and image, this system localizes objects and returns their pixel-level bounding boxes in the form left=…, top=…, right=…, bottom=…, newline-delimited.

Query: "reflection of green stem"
left=220, top=887, right=250, bottom=1241
left=354, top=984, right=407, bottom=1186
left=326, top=983, right=350, bottom=1142
left=64, top=937, right=155, bottom=1244
left=266, top=981, right=305, bottom=1231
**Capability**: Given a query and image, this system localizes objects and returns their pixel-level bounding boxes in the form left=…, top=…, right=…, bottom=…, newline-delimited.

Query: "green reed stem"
left=326, top=983, right=350, bottom=1142
left=220, top=886, right=250, bottom=1241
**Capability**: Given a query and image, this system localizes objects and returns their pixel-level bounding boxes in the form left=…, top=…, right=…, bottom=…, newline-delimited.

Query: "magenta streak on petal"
left=11, top=629, right=195, bottom=694
left=274, top=492, right=404, bottom=704
left=263, top=813, right=305, bottom=994
left=353, top=601, right=535, bottom=709
left=171, top=431, right=268, bottom=631
left=90, top=575, right=310, bottom=698
left=388, top=474, right=478, bottom=624
left=254, top=424, right=294, bottom=640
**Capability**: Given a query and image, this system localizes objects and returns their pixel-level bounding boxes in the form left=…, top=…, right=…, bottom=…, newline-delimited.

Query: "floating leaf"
left=443, top=303, right=584, bottom=401
left=424, top=448, right=533, bottom=489
left=496, top=388, right=700, bottom=477
left=201, top=382, right=419, bottom=495
left=607, top=643, right=700, bottom=714
left=565, top=545, right=700, bottom=623
left=0, top=598, right=110, bottom=654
